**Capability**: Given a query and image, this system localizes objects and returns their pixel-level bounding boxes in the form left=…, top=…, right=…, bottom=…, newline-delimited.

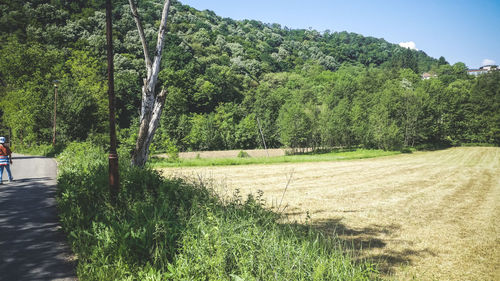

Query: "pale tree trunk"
left=129, top=0, right=172, bottom=166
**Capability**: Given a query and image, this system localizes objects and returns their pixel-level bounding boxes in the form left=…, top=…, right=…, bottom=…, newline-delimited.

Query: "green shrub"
left=165, top=138, right=179, bottom=162
left=400, top=147, right=413, bottom=154
left=237, top=150, right=250, bottom=158
left=57, top=141, right=379, bottom=280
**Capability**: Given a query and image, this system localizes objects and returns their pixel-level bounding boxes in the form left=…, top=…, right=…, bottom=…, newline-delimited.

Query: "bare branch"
left=128, top=0, right=152, bottom=73
left=278, top=169, right=294, bottom=213
left=147, top=0, right=171, bottom=94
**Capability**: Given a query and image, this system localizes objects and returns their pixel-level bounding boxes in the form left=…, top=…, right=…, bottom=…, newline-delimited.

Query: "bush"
left=237, top=150, right=250, bottom=158
left=56, top=141, right=379, bottom=280
left=400, top=147, right=413, bottom=154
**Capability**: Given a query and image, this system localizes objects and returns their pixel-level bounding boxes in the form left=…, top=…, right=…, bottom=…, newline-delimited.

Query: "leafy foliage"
left=0, top=0, right=498, bottom=152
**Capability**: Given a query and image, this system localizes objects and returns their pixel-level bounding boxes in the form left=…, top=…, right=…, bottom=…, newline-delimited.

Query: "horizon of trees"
left=0, top=0, right=498, bottom=153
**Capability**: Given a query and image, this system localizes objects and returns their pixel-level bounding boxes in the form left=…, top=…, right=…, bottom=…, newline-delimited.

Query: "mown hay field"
left=160, top=147, right=500, bottom=280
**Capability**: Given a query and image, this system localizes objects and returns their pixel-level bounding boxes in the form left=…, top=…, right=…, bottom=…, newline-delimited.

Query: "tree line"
left=0, top=0, right=498, bottom=153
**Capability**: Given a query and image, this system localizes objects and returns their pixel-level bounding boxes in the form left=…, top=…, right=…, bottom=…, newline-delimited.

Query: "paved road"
left=0, top=154, right=76, bottom=281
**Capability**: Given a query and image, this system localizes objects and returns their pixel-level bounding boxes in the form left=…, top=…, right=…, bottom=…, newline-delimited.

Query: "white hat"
left=0, top=137, right=5, bottom=144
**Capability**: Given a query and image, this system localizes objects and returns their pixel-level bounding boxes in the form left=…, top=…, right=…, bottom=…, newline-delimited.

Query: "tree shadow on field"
left=306, top=218, right=436, bottom=275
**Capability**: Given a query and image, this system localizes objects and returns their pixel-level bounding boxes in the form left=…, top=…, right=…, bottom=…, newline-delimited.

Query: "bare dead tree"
left=129, top=0, right=172, bottom=166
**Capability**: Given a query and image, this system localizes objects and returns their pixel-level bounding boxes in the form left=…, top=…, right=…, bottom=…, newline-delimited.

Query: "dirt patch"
left=157, top=148, right=311, bottom=159
left=160, top=147, right=500, bottom=280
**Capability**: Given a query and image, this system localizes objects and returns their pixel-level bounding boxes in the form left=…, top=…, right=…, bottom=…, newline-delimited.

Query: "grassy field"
left=160, top=147, right=500, bottom=281
left=151, top=148, right=400, bottom=168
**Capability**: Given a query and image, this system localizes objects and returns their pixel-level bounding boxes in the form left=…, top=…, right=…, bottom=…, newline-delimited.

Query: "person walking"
left=0, top=136, right=13, bottom=184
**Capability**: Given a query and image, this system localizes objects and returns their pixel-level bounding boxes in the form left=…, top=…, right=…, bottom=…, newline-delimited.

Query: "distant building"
left=422, top=72, right=437, bottom=80
left=467, top=65, right=498, bottom=76
left=480, top=65, right=495, bottom=71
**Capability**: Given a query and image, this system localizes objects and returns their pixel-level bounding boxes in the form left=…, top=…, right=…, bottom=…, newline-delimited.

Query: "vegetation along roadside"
left=56, top=142, right=380, bottom=280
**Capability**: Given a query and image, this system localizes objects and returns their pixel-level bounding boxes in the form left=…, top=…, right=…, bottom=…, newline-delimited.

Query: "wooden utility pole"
left=52, top=82, right=58, bottom=146
left=257, top=117, right=269, bottom=157
left=106, top=0, right=119, bottom=196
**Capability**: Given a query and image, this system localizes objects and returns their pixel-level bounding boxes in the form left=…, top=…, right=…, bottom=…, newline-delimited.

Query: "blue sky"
left=179, top=0, right=500, bottom=69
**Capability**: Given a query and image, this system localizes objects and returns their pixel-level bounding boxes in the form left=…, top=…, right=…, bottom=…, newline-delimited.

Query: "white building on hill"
left=467, top=65, right=498, bottom=76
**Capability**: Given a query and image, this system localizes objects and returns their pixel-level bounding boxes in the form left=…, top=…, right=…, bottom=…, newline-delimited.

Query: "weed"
left=237, top=150, right=250, bottom=158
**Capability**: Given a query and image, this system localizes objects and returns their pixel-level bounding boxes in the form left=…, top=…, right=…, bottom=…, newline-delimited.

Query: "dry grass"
left=160, top=147, right=500, bottom=281
left=157, top=148, right=288, bottom=159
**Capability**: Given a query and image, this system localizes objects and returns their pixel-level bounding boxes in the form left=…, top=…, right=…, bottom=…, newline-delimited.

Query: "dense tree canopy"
left=1, top=0, right=498, bottom=151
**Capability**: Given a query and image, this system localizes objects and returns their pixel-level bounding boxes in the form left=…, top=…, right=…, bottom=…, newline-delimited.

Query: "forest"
left=1, top=0, right=499, bottom=153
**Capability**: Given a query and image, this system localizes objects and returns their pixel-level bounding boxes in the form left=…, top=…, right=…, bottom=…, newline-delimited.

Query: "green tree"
left=185, top=113, right=222, bottom=150
left=398, top=70, right=422, bottom=147
left=442, top=79, right=472, bottom=145
left=320, top=98, right=352, bottom=148
left=235, top=113, right=259, bottom=149
left=58, top=50, right=107, bottom=141
left=390, top=47, right=418, bottom=73
left=278, top=101, right=312, bottom=149
left=0, top=40, right=62, bottom=145
left=470, top=71, right=500, bottom=144
left=368, top=83, right=403, bottom=150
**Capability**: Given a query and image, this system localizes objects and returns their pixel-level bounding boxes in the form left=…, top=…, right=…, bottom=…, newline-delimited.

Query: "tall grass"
left=56, top=142, right=379, bottom=280
left=150, top=149, right=399, bottom=168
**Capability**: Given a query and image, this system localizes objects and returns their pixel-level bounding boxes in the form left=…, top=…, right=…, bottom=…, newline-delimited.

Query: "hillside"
left=0, top=0, right=498, bottom=151
left=0, top=1, right=436, bottom=71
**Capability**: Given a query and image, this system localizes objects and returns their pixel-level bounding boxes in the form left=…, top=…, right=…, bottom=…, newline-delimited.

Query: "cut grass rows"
left=158, top=147, right=500, bottom=281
